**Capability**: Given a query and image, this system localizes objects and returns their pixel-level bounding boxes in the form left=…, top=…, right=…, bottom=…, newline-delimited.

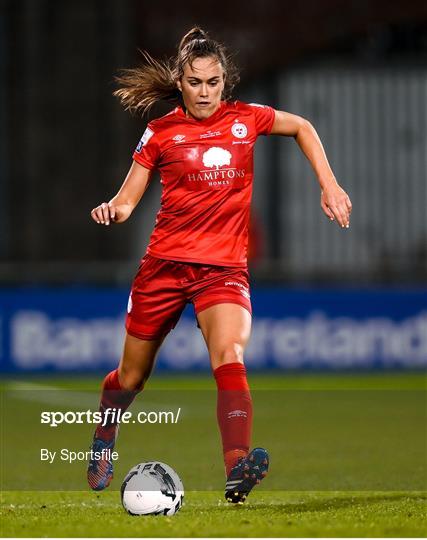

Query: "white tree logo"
left=202, top=147, right=232, bottom=169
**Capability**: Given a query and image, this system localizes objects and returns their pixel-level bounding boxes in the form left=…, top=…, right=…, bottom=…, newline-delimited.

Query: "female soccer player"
left=87, top=27, right=352, bottom=503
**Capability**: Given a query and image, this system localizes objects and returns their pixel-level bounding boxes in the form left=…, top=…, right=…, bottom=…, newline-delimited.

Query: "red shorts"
left=125, top=254, right=252, bottom=340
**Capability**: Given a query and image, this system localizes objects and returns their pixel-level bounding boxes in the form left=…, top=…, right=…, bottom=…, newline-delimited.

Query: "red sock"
left=214, top=362, right=253, bottom=476
left=95, top=369, right=141, bottom=441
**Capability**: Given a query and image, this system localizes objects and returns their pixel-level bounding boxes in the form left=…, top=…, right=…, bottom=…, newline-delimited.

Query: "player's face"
left=178, top=56, right=225, bottom=120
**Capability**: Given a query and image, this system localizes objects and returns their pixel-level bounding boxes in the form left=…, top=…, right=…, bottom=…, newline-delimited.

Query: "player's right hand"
left=90, top=202, right=117, bottom=226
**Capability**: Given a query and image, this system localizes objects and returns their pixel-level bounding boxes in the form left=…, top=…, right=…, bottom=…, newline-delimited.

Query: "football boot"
left=225, top=447, right=269, bottom=503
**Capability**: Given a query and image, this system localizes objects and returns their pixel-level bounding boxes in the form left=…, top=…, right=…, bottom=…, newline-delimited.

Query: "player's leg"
left=87, top=333, right=164, bottom=491
left=196, top=303, right=269, bottom=503
left=197, top=303, right=252, bottom=471
left=88, top=254, right=186, bottom=490
left=96, top=332, right=165, bottom=441
left=118, top=332, right=166, bottom=390
left=196, top=302, right=251, bottom=370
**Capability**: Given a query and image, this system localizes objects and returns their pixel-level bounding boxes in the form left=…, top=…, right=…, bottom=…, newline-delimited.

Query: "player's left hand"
left=320, top=184, right=352, bottom=228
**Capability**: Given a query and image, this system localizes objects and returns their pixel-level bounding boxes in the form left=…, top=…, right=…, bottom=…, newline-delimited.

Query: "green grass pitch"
left=2, top=490, right=426, bottom=537
left=1, top=372, right=426, bottom=537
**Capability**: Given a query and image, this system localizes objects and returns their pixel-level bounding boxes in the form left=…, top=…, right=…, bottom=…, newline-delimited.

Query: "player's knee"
left=118, top=367, right=147, bottom=392
left=213, top=342, right=244, bottom=366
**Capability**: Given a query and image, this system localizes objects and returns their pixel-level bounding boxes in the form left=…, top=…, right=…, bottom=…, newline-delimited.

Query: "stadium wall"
left=1, top=288, right=425, bottom=372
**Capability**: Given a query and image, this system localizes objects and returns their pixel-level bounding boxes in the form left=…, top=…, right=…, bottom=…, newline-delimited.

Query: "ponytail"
left=113, top=51, right=179, bottom=116
left=114, top=27, right=240, bottom=117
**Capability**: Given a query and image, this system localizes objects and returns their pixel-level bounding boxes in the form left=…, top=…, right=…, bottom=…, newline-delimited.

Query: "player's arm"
left=271, top=110, right=352, bottom=228
left=91, top=161, right=152, bottom=225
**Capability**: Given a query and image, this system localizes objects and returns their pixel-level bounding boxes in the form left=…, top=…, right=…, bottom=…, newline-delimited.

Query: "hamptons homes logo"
left=186, top=147, right=245, bottom=187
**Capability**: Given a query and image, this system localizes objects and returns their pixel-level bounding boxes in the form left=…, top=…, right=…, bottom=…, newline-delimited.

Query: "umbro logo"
left=227, top=409, right=248, bottom=419
left=172, top=134, right=186, bottom=142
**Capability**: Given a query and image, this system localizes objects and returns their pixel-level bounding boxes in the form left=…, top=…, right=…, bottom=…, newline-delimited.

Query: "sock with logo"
left=95, top=369, right=141, bottom=441
left=214, top=362, right=253, bottom=476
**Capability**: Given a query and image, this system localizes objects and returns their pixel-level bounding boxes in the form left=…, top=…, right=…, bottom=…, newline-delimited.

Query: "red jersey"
left=133, top=100, right=275, bottom=267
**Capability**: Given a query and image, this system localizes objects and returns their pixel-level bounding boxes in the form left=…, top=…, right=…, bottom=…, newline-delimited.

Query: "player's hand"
left=320, top=184, right=352, bottom=228
left=90, top=202, right=119, bottom=226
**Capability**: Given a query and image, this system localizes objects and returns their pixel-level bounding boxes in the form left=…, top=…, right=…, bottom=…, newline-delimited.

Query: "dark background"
left=2, top=0, right=426, bottom=285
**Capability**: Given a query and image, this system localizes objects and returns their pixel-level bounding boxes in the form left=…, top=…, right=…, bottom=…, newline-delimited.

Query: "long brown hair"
left=114, top=27, right=240, bottom=117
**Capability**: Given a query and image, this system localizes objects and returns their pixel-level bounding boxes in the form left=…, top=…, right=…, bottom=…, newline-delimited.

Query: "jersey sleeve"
left=249, top=103, right=276, bottom=136
left=132, top=123, right=160, bottom=169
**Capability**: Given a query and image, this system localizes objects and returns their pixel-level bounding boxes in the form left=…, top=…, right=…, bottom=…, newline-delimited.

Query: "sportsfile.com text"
left=40, top=408, right=181, bottom=427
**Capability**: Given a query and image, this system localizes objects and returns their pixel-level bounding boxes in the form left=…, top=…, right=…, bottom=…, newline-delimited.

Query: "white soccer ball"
left=121, top=461, right=184, bottom=516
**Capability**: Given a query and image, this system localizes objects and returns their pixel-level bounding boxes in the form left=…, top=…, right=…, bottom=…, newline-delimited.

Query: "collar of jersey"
left=175, top=100, right=227, bottom=125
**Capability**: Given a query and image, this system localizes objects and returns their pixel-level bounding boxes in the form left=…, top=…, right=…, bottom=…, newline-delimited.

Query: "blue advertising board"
left=0, top=287, right=426, bottom=371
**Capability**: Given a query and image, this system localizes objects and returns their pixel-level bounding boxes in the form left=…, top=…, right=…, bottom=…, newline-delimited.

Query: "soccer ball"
left=121, top=461, right=184, bottom=516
